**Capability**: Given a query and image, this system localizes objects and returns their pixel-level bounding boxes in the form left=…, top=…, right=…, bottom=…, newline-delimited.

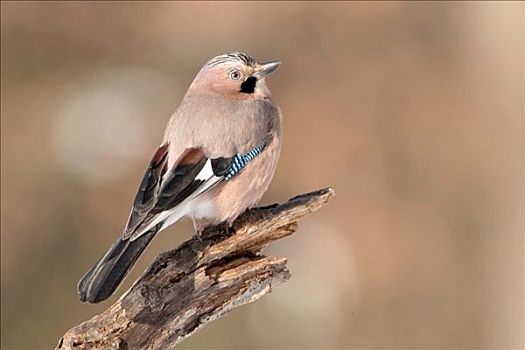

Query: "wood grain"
left=57, top=187, right=334, bottom=350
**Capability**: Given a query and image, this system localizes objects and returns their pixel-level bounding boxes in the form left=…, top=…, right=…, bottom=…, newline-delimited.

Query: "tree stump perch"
left=57, top=187, right=335, bottom=350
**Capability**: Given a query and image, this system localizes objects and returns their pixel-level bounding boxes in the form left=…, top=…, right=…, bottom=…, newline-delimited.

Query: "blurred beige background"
left=1, top=2, right=523, bottom=349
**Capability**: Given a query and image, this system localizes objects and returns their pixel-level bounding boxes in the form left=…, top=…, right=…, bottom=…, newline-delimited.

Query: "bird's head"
left=187, top=52, right=281, bottom=99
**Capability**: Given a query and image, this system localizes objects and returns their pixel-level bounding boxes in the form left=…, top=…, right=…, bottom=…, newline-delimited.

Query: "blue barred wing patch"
left=224, top=141, right=267, bottom=180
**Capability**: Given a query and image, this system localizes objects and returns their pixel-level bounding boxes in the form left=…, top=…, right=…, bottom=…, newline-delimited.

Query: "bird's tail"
left=77, top=227, right=159, bottom=303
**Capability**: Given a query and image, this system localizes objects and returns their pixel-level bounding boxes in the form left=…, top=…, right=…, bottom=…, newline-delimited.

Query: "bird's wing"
left=122, top=136, right=269, bottom=241
left=122, top=143, right=170, bottom=238
left=122, top=144, right=236, bottom=241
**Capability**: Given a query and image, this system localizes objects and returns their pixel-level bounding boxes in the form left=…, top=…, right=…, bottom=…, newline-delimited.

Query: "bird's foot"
left=224, top=224, right=236, bottom=236
left=195, top=230, right=204, bottom=243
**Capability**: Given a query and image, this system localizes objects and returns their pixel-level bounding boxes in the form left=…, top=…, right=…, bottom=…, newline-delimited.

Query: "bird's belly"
left=190, top=135, right=280, bottom=231
left=187, top=197, right=217, bottom=220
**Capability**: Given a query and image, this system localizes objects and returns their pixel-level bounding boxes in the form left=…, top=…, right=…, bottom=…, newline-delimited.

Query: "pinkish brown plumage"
left=78, top=52, right=282, bottom=303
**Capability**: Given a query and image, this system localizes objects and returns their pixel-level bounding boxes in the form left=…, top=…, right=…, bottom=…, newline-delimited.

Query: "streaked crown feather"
left=206, top=52, right=257, bottom=67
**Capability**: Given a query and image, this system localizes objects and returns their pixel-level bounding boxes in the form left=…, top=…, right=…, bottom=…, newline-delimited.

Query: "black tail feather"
left=77, top=227, right=159, bottom=303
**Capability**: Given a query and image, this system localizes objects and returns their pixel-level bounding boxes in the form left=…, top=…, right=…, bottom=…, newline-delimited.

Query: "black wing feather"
left=151, top=157, right=207, bottom=213
left=125, top=144, right=169, bottom=235
left=124, top=147, right=213, bottom=238
left=211, top=156, right=234, bottom=176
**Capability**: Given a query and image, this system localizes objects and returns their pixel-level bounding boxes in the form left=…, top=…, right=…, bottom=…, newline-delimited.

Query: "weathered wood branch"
left=57, top=187, right=335, bottom=350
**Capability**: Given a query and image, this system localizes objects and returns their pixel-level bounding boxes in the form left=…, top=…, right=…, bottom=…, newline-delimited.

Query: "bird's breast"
left=165, top=96, right=277, bottom=163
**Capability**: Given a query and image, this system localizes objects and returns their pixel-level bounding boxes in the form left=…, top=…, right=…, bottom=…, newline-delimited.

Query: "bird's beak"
left=253, top=61, right=281, bottom=79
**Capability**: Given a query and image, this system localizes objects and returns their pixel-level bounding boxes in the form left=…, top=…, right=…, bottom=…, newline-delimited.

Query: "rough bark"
left=57, top=187, right=335, bottom=350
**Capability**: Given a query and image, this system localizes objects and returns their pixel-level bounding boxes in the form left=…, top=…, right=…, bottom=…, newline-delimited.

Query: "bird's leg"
left=192, top=218, right=208, bottom=242
left=195, top=229, right=204, bottom=243
left=224, top=221, right=236, bottom=236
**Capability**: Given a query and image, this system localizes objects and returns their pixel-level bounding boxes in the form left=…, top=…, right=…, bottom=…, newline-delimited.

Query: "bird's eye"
left=229, top=70, right=242, bottom=81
